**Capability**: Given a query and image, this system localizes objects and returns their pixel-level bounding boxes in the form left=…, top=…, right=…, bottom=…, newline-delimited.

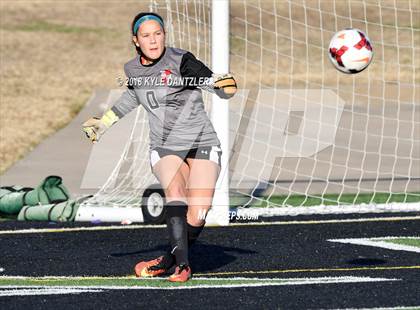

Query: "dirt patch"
left=1, top=1, right=418, bottom=174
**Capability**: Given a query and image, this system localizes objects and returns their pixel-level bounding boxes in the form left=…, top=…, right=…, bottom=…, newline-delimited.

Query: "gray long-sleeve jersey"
left=111, top=47, right=220, bottom=151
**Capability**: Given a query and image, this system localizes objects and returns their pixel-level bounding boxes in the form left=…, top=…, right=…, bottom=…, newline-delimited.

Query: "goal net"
left=82, top=0, right=420, bottom=218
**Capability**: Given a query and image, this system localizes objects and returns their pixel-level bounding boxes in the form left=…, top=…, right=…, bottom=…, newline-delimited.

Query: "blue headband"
left=133, top=15, right=164, bottom=34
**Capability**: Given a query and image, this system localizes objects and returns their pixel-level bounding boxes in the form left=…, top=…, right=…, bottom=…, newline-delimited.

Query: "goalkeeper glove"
left=82, top=109, right=119, bottom=143
left=213, top=73, right=237, bottom=99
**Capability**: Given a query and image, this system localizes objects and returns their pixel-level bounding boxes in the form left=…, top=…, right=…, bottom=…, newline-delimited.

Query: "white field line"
left=240, top=202, right=420, bottom=217
left=328, top=238, right=420, bottom=253
left=0, top=287, right=103, bottom=297
left=0, top=216, right=419, bottom=235
left=0, top=275, right=395, bottom=282
left=0, top=276, right=399, bottom=290
left=366, top=236, right=420, bottom=242
left=229, top=216, right=420, bottom=227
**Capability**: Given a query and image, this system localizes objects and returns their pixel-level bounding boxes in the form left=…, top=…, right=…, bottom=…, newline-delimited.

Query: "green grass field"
left=0, top=274, right=402, bottom=289
left=379, top=237, right=420, bottom=248
left=232, top=192, right=420, bottom=207
left=0, top=276, right=341, bottom=289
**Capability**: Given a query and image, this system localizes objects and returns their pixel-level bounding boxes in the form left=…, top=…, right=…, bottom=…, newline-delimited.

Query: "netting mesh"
left=83, top=0, right=419, bottom=214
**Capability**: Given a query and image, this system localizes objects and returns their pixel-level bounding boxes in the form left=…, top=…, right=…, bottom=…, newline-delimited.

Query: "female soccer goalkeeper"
left=82, top=12, right=236, bottom=282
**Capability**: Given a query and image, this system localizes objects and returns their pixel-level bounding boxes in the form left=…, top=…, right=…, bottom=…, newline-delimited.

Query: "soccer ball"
left=328, top=28, right=373, bottom=74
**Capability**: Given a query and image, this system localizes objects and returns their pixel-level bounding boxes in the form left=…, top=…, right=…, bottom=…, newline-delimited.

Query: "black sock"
left=165, top=201, right=189, bottom=266
left=187, top=222, right=205, bottom=248
left=160, top=222, right=204, bottom=268
left=160, top=250, right=175, bottom=269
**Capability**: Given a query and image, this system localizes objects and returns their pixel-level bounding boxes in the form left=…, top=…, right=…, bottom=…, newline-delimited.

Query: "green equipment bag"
left=18, top=200, right=80, bottom=222
left=24, top=175, right=70, bottom=205
left=0, top=186, right=33, bottom=214
left=0, top=176, right=70, bottom=215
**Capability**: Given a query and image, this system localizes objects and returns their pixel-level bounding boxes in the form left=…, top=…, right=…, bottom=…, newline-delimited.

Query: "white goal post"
left=208, top=0, right=231, bottom=225
left=154, top=0, right=419, bottom=216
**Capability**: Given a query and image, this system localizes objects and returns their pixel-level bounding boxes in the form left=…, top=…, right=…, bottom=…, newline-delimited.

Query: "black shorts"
left=150, top=146, right=222, bottom=168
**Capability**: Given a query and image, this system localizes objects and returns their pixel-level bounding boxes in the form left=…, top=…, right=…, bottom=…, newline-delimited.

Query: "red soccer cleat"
left=134, top=256, right=168, bottom=278
left=168, top=264, right=192, bottom=282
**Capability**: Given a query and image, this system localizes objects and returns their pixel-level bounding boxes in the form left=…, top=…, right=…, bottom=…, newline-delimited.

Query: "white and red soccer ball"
left=328, top=28, right=373, bottom=74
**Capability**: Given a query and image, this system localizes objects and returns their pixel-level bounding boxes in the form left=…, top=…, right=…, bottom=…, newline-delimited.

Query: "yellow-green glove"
left=213, top=73, right=237, bottom=99
left=82, top=109, right=119, bottom=143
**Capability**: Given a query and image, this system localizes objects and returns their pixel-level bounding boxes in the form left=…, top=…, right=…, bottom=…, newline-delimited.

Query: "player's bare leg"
left=186, top=158, right=220, bottom=225
left=154, top=155, right=192, bottom=281
left=135, top=155, right=190, bottom=279
left=185, top=157, right=220, bottom=246
left=152, top=155, right=190, bottom=203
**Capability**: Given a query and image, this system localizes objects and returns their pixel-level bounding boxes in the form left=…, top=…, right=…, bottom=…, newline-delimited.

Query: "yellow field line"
left=228, top=216, right=420, bottom=227
left=194, top=265, right=420, bottom=277
left=0, top=216, right=419, bottom=234
left=1, top=266, right=418, bottom=280
left=0, top=224, right=165, bottom=235
left=0, top=275, right=138, bottom=280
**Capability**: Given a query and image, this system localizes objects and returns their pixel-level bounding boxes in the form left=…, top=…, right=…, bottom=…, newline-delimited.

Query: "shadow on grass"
left=346, top=258, right=387, bottom=266
left=110, top=242, right=257, bottom=273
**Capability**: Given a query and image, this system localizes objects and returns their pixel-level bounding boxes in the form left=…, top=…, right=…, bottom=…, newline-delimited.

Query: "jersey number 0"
left=146, top=91, right=159, bottom=110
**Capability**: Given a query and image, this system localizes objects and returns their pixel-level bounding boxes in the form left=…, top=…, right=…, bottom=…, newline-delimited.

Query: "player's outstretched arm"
left=82, top=109, right=119, bottom=143
left=82, top=81, right=140, bottom=143
left=180, top=52, right=237, bottom=99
